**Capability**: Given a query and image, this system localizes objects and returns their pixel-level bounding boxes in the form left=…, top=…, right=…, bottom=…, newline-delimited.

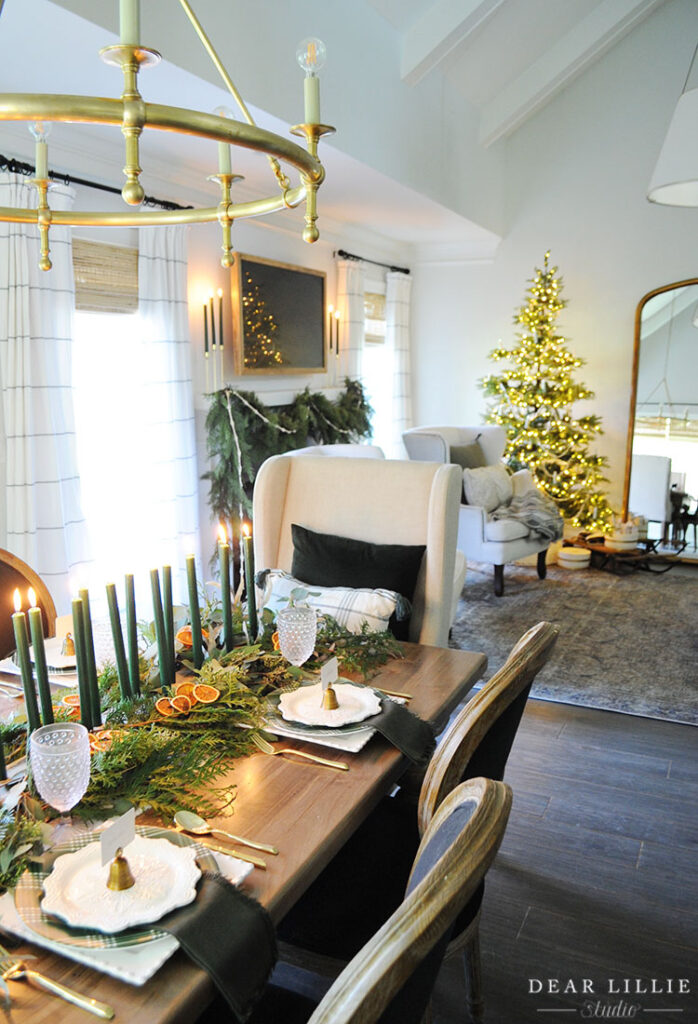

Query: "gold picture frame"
left=231, top=253, right=326, bottom=375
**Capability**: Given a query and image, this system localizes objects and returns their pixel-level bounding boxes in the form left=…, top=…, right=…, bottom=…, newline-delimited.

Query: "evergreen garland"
left=204, top=379, right=372, bottom=526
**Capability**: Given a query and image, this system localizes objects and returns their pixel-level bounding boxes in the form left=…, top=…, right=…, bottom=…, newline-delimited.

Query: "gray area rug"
left=450, top=561, right=698, bottom=726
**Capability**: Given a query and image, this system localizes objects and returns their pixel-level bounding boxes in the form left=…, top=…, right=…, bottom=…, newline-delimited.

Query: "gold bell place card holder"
left=2, top=522, right=259, bottom=761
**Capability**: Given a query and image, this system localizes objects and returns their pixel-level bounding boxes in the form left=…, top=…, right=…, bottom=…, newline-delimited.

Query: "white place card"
left=100, top=807, right=136, bottom=866
left=321, top=656, right=338, bottom=690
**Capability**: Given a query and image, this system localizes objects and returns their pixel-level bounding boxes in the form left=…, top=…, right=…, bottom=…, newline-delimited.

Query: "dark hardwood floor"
left=433, top=699, right=698, bottom=1023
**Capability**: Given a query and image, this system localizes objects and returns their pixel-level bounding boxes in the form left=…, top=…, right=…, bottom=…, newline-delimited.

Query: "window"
left=361, top=279, right=393, bottom=452
left=72, top=238, right=138, bottom=314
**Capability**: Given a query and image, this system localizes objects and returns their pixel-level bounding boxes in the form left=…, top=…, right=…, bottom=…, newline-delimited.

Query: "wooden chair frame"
left=417, top=621, right=559, bottom=836
left=0, top=548, right=57, bottom=659
left=307, top=778, right=512, bottom=1024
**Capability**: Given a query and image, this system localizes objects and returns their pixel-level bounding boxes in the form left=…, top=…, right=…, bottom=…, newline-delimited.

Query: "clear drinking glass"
left=276, top=605, right=317, bottom=667
left=29, top=723, right=91, bottom=815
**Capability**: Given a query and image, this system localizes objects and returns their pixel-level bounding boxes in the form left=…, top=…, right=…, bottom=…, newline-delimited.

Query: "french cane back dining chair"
left=245, top=778, right=512, bottom=1024
left=276, top=621, right=559, bottom=1023
left=0, top=548, right=57, bottom=659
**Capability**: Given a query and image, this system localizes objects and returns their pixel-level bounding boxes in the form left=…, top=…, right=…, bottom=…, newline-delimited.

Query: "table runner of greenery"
left=0, top=609, right=401, bottom=892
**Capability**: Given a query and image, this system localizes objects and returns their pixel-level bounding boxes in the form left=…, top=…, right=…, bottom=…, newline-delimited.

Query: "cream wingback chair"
left=252, top=455, right=465, bottom=647
left=287, top=443, right=386, bottom=458
left=403, top=425, right=555, bottom=596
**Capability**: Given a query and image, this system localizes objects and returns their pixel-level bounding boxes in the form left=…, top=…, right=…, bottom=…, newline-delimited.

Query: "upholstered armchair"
left=252, top=454, right=465, bottom=647
left=403, top=425, right=558, bottom=596
left=287, top=442, right=385, bottom=458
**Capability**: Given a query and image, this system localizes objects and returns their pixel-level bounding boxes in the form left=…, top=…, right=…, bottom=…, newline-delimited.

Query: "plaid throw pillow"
left=258, top=569, right=410, bottom=634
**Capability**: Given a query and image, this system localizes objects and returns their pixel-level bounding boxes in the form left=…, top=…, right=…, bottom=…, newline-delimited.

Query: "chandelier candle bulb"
left=124, top=573, right=140, bottom=696
left=297, top=37, right=326, bottom=125
left=149, top=569, right=170, bottom=688
left=242, top=524, right=258, bottom=641
left=79, top=589, right=101, bottom=728
left=105, top=583, right=131, bottom=700
left=27, top=589, right=53, bottom=726
left=119, top=0, right=140, bottom=46
left=12, top=590, right=41, bottom=734
left=185, top=556, right=204, bottom=669
left=71, top=597, right=93, bottom=730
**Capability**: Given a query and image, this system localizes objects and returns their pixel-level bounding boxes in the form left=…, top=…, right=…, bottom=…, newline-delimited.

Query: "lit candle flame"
left=13, top=588, right=21, bottom=613
left=28, top=587, right=37, bottom=608
left=242, top=523, right=251, bottom=539
left=217, top=287, right=223, bottom=299
left=334, top=310, right=341, bottom=321
left=218, top=523, right=228, bottom=544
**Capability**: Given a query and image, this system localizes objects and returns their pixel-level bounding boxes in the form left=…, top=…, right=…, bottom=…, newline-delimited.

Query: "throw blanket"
left=490, top=490, right=564, bottom=541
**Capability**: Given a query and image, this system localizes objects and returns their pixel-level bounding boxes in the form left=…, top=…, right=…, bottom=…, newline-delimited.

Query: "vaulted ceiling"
left=0, top=0, right=671, bottom=258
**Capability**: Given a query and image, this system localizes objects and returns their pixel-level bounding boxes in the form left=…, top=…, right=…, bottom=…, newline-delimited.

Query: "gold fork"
left=252, top=734, right=349, bottom=771
left=0, top=951, right=114, bottom=1019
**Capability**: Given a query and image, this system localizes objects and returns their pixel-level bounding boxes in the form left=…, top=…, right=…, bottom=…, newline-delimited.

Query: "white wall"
left=411, top=0, right=698, bottom=510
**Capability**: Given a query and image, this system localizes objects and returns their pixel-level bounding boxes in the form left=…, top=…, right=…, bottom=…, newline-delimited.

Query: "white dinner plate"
left=40, top=835, right=200, bottom=933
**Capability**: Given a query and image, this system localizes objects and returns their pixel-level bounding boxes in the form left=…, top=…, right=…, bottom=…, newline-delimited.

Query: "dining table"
left=0, top=640, right=487, bottom=1024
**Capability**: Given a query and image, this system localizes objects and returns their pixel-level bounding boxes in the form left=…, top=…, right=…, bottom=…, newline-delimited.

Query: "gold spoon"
left=173, top=810, right=278, bottom=855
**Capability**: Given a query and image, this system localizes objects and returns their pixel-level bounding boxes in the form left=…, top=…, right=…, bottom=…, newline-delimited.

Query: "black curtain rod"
left=0, top=154, right=192, bottom=211
left=335, top=248, right=410, bottom=275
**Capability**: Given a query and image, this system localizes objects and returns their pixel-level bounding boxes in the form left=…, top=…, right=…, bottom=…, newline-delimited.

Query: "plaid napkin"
left=158, top=872, right=277, bottom=1022
left=364, top=699, right=436, bottom=765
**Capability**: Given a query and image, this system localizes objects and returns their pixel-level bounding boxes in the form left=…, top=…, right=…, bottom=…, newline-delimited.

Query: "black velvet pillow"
left=290, top=524, right=425, bottom=641
left=449, top=438, right=486, bottom=470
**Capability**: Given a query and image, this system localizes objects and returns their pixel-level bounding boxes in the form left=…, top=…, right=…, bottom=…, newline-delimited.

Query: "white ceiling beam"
left=401, top=0, right=505, bottom=86
left=479, top=0, right=667, bottom=147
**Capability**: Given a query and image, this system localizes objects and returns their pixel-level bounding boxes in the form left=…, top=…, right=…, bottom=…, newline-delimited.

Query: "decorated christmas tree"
left=480, top=251, right=613, bottom=530
left=242, top=271, right=284, bottom=369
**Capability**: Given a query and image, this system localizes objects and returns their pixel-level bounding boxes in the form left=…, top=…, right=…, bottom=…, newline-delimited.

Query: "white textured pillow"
left=259, top=569, right=405, bottom=634
left=462, top=464, right=513, bottom=512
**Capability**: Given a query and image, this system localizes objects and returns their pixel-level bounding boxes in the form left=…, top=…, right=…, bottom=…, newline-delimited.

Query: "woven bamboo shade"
left=73, top=238, right=138, bottom=314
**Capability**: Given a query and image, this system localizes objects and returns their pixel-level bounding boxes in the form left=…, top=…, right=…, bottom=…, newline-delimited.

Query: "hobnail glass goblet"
left=276, top=605, right=317, bottom=667
left=30, top=723, right=91, bottom=815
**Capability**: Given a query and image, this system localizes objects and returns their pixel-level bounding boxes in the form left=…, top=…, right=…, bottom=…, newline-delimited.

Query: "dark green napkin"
left=364, top=698, right=436, bottom=765
left=158, top=871, right=277, bottom=1022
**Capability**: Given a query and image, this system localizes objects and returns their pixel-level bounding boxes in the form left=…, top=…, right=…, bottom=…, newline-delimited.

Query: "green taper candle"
left=150, top=569, right=170, bottom=687
left=242, top=524, right=258, bottom=641
left=163, top=565, right=175, bottom=683
left=12, top=591, right=41, bottom=734
left=218, top=527, right=233, bottom=653
left=28, top=598, right=53, bottom=725
left=79, top=589, right=101, bottom=728
left=106, top=583, right=131, bottom=700
left=125, top=573, right=140, bottom=696
left=72, top=597, right=92, bottom=730
left=185, top=555, right=204, bottom=669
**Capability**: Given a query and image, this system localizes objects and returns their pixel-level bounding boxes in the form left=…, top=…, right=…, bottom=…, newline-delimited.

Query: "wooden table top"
left=0, top=642, right=486, bottom=1024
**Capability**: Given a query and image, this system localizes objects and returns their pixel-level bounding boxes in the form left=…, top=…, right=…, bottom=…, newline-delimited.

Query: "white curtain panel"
left=137, top=225, right=199, bottom=597
left=335, top=258, right=365, bottom=381
left=386, top=270, right=413, bottom=458
left=0, top=172, right=91, bottom=611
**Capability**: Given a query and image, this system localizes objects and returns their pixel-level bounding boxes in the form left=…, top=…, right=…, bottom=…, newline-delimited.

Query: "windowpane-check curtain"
left=386, top=271, right=412, bottom=458
left=336, top=258, right=365, bottom=381
left=137, top=225, right=199, bottom=598
left=0, top=172, right=91, bottom=611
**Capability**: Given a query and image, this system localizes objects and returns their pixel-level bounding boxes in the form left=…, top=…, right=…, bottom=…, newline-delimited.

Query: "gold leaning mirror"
left=623, top=279, right=698, bottom=561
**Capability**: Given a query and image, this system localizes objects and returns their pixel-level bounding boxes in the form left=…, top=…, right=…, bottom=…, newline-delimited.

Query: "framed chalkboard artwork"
left=231, top=253, right=326, bottom=375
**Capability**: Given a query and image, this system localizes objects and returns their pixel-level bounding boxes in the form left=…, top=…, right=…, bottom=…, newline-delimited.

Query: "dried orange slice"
left=170, top=694, right=192, bottom=714
left=175, top=626, right=209, bottom=648
left=155, top=696, right=175, bottom=717
left=62, top=694, right=81, bottom=707
left=271, top=631, right=280, bottom=651
left=192, top=683, right=220, bottom=704
left=174, top=681, right=198, bottom=704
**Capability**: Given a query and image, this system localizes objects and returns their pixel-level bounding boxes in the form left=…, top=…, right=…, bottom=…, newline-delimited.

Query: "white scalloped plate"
left=278, top=682, right=381, bottom=728
left=40, top=835, right=200, bottom=933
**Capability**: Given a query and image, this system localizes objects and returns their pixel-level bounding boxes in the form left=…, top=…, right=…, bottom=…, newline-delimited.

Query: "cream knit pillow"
left=462, top=464, right=513, bottom=512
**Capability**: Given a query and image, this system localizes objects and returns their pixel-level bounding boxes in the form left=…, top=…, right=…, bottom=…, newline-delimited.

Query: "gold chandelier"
left=0, top=0, right=334, bottom=270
